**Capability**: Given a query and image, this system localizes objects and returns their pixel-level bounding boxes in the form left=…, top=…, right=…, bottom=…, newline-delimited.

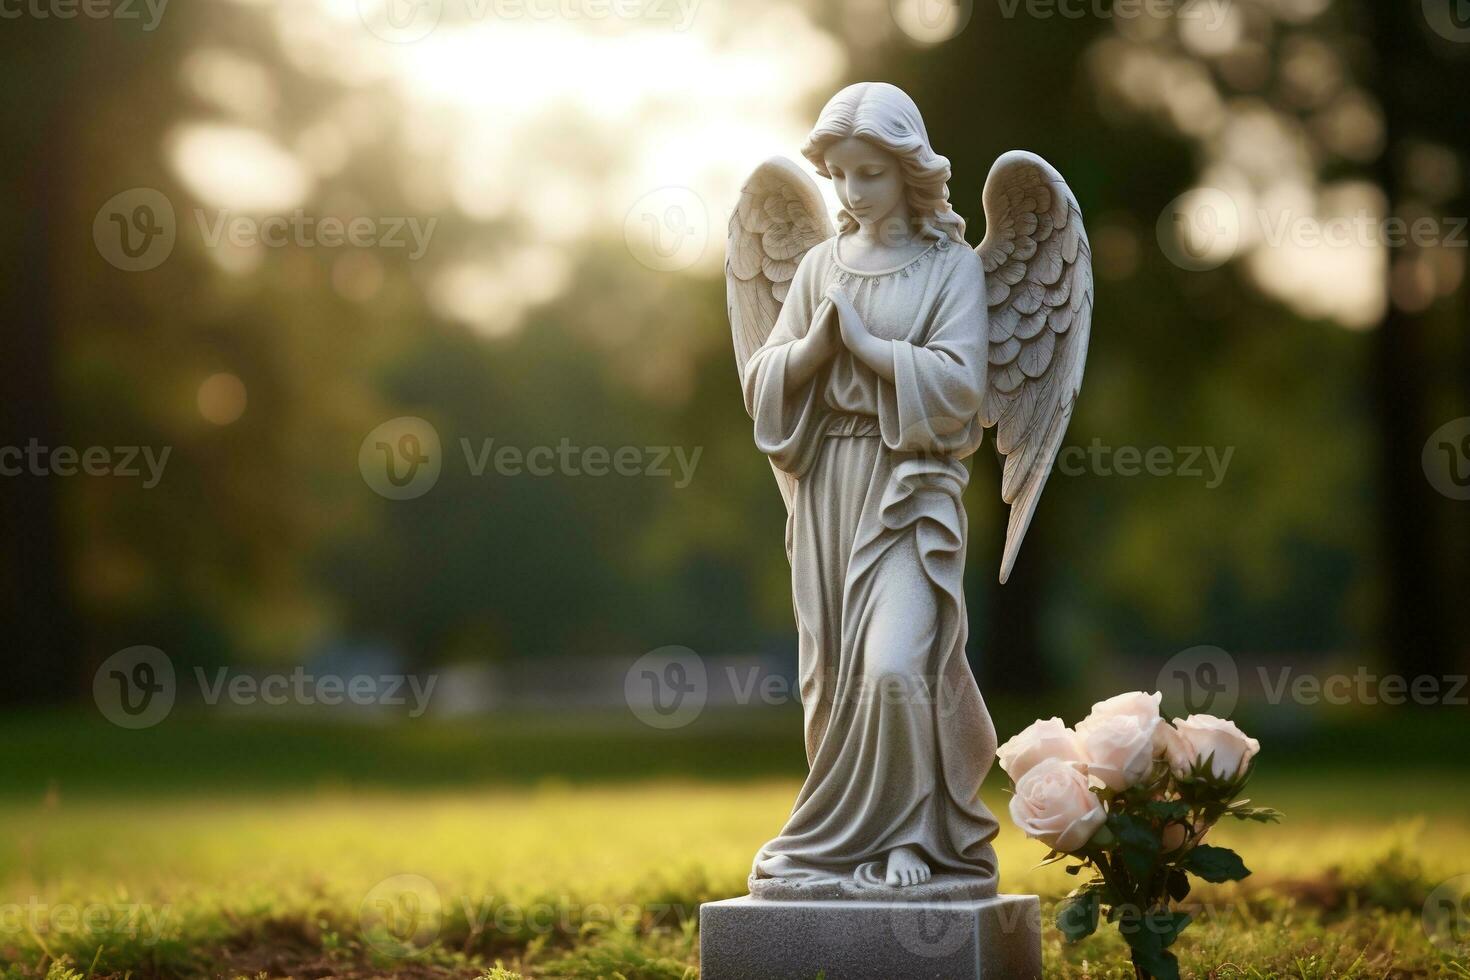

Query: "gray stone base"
left=699, top=894, right=1042, bottom=980
left=749, top=871, right=997, bottom=903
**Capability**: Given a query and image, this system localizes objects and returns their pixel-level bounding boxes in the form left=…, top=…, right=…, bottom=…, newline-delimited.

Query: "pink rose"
left=1077, top=711, right=1159, bottom=791
left=1008, top=758, right=1108, bottom=853
left=1155, top=721, right=1197, bottom=777
left=1084, top=691, right=1163, bottom=728
left=997, top=717, right=1087, bottom=782
left=1172, top=715, right=1260, bottom=781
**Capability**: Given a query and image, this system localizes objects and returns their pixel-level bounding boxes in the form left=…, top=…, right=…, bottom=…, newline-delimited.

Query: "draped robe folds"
left=742, top=234, right=1000, bottom=888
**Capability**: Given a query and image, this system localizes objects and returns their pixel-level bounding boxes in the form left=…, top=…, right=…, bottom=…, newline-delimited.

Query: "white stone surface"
left=724, top=81, right=1093, bottom=896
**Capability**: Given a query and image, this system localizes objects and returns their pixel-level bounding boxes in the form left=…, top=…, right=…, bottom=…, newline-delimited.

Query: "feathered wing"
left=975, top=151, right=1094, bottom=584
left=726, top=156, right=835, bottom=512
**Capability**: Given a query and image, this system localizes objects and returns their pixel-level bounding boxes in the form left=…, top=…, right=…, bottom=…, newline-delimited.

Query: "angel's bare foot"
left=884, top=846, right=931, bottom=887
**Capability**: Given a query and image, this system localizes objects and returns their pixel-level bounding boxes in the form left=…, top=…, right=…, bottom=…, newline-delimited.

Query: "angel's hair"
left=801, top=81, right=967, bottom=246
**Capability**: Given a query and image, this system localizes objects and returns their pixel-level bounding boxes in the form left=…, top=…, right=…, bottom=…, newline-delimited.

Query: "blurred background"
left=1, top=0, right=1469, bottom=975
left=2, top=0, right=1467, bottom=716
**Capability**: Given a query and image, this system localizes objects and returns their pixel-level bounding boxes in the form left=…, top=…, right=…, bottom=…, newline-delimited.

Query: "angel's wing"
left=726, top=156, right=835, bottom=512
left=975, top=151, right=1094, bottom=584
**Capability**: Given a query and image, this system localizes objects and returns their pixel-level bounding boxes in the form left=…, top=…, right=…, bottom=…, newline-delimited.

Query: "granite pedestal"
left=699, top=893, right=1041, bottom=980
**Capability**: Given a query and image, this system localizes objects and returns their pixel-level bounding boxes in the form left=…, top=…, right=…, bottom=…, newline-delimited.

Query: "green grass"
left=1, top=709, right=1468, bottom=977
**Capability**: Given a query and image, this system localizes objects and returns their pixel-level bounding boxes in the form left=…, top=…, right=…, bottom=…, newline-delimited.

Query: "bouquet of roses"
left=997, top=692, right=1279, bottom=980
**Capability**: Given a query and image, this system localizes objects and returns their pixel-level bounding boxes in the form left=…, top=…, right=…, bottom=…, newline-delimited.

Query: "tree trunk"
left=0, top=24, right=82, bottom=705
left=1366, top=1, right=1451, bottom=681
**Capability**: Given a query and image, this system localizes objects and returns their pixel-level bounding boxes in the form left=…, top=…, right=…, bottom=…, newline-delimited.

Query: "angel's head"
left=802, top=82, right=966, bottom=246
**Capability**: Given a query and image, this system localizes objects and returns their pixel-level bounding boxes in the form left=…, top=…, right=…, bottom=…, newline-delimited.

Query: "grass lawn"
left=1, top=708, right=1468, bottom=978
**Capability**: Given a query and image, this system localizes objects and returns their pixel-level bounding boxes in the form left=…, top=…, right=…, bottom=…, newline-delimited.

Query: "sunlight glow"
left=169, top=123, right=313, bottom=212
left=174, top=0, right=848, bottom=335
left=1089, top=9, right=1389, bottom=330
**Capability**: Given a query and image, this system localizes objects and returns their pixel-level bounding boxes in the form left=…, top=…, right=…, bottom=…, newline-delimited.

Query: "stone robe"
left=743, top=233, right=1000, bottom=888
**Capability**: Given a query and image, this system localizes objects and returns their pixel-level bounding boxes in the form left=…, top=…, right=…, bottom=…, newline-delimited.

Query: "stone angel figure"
left=726, top=82, right=1092, bottom=896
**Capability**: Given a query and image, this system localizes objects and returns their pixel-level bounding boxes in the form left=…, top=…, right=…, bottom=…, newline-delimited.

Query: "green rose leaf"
left=1153, top=910, right=1192, bottom=948
left=1166, top=867, right=1191, bottom=902
left=1118, top=913, right=1182, bottom=980
left=1183, top=844, right=1251, bottom=883
left=1111, top=812, right=1161, bottom=878
left=1226, top=803, right=1283, bottom=823
left=1056, top=889, right=1100, bottom=943
left=1145, top=800, right=1190, bottom=821
left=1112, top=812, right=1162, bottom=849
left=1133, top=946, right=1181, bottom=980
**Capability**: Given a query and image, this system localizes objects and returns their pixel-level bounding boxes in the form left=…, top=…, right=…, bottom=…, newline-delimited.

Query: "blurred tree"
left=6, top=0, right=1463, bottom=708
left=0, top=15, right=76, bottom=704
left=1366, top=1, right=1469, bottom=679
left=1063, top=0, right=1470, bottom=676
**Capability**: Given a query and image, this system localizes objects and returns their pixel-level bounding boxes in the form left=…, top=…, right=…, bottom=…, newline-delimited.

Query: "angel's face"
left=823, top=137, right=909, bottom=238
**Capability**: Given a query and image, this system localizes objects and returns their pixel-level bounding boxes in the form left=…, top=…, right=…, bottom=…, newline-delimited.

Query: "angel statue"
left=727, top=82, right=1092, bottom=897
